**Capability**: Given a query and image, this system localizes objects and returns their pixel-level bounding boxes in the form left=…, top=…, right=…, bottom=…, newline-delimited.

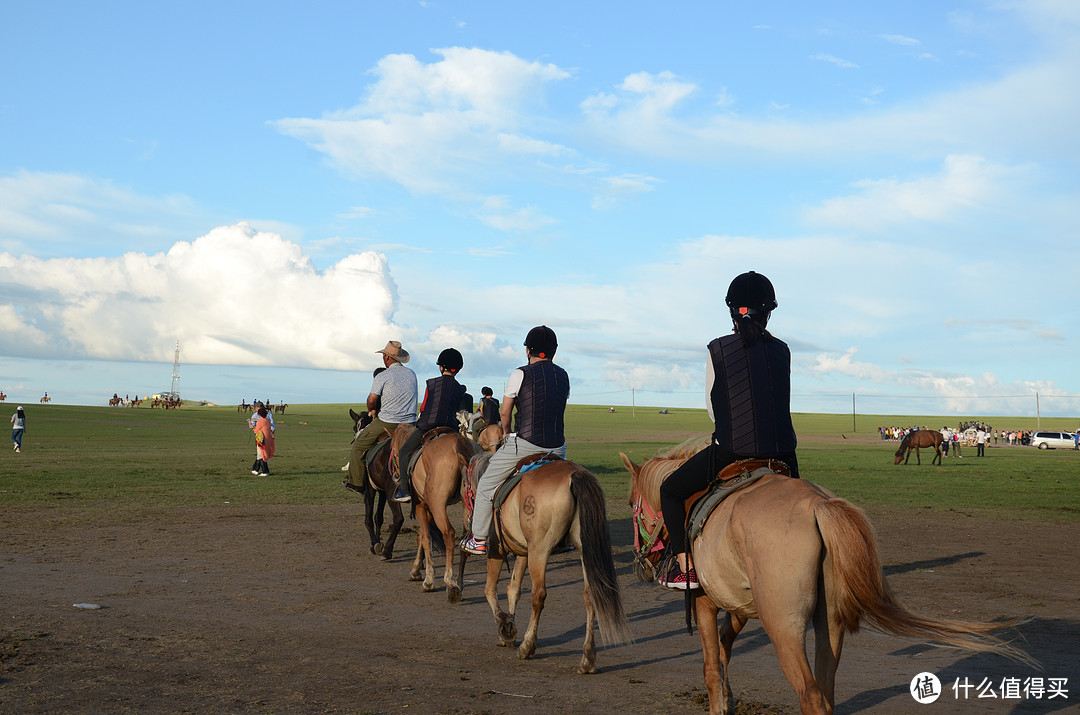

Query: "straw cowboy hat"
left=376, top=340, right=410, bottom=364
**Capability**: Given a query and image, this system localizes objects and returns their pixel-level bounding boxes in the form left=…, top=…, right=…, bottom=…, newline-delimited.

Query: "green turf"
left=2, top=403, right=1077, bottom=525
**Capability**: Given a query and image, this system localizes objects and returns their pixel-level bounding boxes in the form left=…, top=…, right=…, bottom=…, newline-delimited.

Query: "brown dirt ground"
left=2, top=497, right=1078, bottom=714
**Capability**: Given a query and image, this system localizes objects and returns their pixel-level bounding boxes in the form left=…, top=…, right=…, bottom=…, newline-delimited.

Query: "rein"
left=632, top=493, right=666, bottom=558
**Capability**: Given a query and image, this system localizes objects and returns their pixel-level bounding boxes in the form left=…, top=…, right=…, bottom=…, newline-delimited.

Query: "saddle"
left=398, top=426, right=458, bottom=483
left=684, top=458, right=792, bottom=544
left=492, top=452, right=564, bottom=510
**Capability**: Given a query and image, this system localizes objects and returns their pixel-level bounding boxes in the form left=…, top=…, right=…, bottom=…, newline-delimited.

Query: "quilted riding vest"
left=707, top=333, right=797, bottom=456
left=417, top=375, right=466, bottom=432
left=513, top=361, right=570, bottom=449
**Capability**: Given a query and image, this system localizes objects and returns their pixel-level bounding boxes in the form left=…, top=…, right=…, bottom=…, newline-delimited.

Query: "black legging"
left=659, top=443, right=799, bottom=553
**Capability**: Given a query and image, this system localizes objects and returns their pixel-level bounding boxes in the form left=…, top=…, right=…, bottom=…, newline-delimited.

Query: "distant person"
left=657, top=271, right=799, bottom=591
left=11, top=406, right=26, bottom=453
left=976, top=428, right=987, bottom=457
left=248, top=406, right=275, bottom=476
left=471, top=386, right=500, bottom=440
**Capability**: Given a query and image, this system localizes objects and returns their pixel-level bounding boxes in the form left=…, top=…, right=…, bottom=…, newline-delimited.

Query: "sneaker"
left=461, top=535, right=487, bottom=555
left=258, top=472, right=269, bottom=477
left=251, top=469, right=259, bottom=475
left=658, top=568, right=700, bottom=591
left=341, top=462, right=350, bottom=471
left=391, top=487, right=411, bottom=503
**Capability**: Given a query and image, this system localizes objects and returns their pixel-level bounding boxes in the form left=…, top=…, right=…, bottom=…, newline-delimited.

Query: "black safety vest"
left=417, top=375, right=466, bottom=432
left=480, top=396, right=500, bottom=424
left=513, top=361, right=569, bottom=448
left=707, top=333, right=797, bottom=456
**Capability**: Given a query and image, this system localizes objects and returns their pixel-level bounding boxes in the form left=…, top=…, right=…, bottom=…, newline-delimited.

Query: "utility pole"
left=170, top=340, right=181, bottom=399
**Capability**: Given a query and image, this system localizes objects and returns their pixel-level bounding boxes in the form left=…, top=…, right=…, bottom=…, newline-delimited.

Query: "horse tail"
left=570, top=469, right=633, bottom=646
left=427, top=518, right=446, bottom=555
left=814, top=498, right=1036, bottom=667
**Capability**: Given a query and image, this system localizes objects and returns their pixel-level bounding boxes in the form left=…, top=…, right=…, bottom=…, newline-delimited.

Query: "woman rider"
left=658, top=271, right=800, bottom=590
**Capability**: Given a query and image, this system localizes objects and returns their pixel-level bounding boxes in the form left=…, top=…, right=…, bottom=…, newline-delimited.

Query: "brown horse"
left=458, top=458, right=632, bottom=673
left=40, top=395, right=51, bottom=403
left=389, top=424, right=479, bottom=602
left=894, top=429, right=944, bottom=465
left=476, top=423, right=504, bottom=453
left=348, top=409, right=408, bottom=560
left=624, top=440, right=1032, bottom=715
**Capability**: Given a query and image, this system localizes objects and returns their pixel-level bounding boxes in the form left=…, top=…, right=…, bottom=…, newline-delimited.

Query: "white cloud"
left=274, top=47, right=571, bottom=202
left=0, top=223, right=400, bottom=370
left=803, top=155, right=1024, bottom=231
left=0, top=171, right=201, bottom=254
left=810, top=53, right=859, bottom=69
left=881, top=34, right=920, bottom=46
left=592, top=174, right=661, bottom=210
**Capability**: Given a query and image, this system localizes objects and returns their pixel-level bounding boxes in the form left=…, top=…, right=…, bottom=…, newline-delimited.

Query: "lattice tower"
left=170, top=340, right=181, bottom=398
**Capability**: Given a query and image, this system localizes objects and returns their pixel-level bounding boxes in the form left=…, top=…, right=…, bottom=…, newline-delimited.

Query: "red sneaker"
left=658, top=568, right=700, bottom=591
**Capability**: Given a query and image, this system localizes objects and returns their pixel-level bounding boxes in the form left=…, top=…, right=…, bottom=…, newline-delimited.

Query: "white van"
left=1030, top=431, right=1076, bottom=450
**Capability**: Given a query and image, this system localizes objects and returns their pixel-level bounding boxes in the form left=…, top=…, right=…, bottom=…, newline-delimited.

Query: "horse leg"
left=763, top=616, right=827, bottom=715
left=933, top=445, right=942, bottom=466
left=517, top=549, right=549, bottom=661
left=578, top=569, right=598, bottom=674
left=813, top=584, right=845, bottom=715
left=915, top=446, right=921, bottom=465
left=382, top=499, right=406, bottom=561
left=373, top=492, right=386, bottom=554
left=430, top=505, right=460, bottom=603
left=486, top=557, right=517, bottom=647
left=695, top=595, right=728, bottom=715
left=415, top=505, right=438, bottom=590
left=363, top=490, right=381, bottom=555
left=717, top=610, right=746, bottom=714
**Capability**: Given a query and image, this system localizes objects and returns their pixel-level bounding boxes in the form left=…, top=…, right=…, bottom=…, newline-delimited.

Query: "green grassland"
left=2, top=404, right=1077, bottom=525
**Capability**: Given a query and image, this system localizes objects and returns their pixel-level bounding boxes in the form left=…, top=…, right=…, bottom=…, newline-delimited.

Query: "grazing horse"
left=348, top=409, right=407, bottom=560
left=623, top=440, right=1032, bottom=715
left=389, top=425, right=480, bottom=602
left=459, top=458, right=632, bottom=673
left=894, top=429, right=944, bottom=465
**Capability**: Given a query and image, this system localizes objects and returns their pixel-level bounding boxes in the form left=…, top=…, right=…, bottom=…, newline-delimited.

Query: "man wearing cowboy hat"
left=344, top=340, right=418, bottom=494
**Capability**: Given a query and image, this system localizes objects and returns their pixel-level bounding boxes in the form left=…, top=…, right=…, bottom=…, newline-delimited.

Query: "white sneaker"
left=341, top=462, right=350, bottom=471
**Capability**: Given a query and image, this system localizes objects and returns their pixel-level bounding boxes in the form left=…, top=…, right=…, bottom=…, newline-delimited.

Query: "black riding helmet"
left=725, top=271, right=777, bottom=326
left=437, top=348, right=464, bottom=374
left=524, top=325, right=558, bottom=358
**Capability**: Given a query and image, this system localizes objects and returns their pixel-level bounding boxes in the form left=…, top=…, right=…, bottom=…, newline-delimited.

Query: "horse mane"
left=656, top=435, right=711, bottom=461
left=894, top=433, right=909, bottom=458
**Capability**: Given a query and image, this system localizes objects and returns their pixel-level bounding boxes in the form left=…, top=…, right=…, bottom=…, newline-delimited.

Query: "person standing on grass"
left=11, top=406, right=26, bottom=452
left=657, top=271, right=800, bottom=591
left=248, top=406, right=275, bottom=476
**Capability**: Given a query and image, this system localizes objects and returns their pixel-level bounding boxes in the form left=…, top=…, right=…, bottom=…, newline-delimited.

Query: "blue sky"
left=2, top=1, right=1078, bottom=417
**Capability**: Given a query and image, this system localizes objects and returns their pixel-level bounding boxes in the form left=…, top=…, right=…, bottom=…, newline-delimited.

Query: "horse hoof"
left=517, top=643, right=535, bottom=660
left=447, top=586, right=462, bottom=604
left=380, top=551, right=392, bottom=562
left=372, top=543, right=383, bottom=555
left=577, top=661, right=596, bottom=675
left=409, top=571, right=422, bottom=582
left=422, top=581, right=436, bottom=592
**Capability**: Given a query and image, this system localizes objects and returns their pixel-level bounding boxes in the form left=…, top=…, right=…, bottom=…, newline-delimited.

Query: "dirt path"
left=2, top=503, right=1078, bottom=714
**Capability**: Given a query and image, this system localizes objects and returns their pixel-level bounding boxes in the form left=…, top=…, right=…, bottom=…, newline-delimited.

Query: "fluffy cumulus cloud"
left=274, top=47, right=571, bottom=228
left=0, top=224, right=399, bottom=370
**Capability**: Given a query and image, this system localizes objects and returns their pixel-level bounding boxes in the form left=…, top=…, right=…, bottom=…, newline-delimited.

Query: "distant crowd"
left=880, top=423, right=1035, bottom=447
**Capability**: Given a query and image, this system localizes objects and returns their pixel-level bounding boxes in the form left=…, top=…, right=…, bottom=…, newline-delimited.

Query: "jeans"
left=470, top=433, right=566, bottom=541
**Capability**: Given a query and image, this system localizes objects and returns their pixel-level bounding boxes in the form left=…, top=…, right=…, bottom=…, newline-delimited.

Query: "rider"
left=344, top=341, right=418, bottom=496
left=471, top=386, right=500, bottom=440
left=657, top=271, right=800, bottom=590
left=392, top=348, right=467, bottom=503
left=462, top=326, right=570, bottom=555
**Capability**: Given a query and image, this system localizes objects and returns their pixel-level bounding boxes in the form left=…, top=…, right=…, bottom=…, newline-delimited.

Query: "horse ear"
left=619, top=452, right=640, bottom=477
left=349, top=408, right=361, bottom=422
